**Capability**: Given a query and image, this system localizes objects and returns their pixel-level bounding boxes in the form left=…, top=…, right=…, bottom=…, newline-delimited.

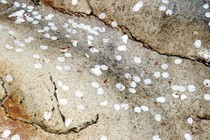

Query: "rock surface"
left=0, top=0, right=210, bottom=140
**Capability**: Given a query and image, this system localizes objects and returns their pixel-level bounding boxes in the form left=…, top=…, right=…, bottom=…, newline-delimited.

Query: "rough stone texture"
left=0, top=0, right=209, bottom=140
left=41, top=0, right=210, bottom=64
left=41, top=0, right=91, bottom=15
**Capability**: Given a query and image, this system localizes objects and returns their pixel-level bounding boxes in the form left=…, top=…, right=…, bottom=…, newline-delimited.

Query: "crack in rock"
left=0, top=74, right=99, bottom=134
left=1, top=105, right=99, bottom=135
left=68, top=114, right=99, bottom=133
left=49, top=75, right=66, bottom=124
left=40, top=0, right=210, bottom=68
left=0, top=77, right=8, bottom=104
left=197, top=115, right=210, bottom=121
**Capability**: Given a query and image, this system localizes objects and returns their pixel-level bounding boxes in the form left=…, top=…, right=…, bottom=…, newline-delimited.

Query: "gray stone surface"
left=0, top=0, right=209, bottom=140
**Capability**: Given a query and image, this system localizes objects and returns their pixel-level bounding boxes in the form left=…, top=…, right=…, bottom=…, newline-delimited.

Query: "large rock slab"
left=41, top=0, right=210, bottom=63
left=0, top=0, right=209, bottom=140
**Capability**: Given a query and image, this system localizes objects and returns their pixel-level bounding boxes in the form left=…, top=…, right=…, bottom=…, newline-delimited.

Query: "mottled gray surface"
left=0, top=0, right=210, bottom=140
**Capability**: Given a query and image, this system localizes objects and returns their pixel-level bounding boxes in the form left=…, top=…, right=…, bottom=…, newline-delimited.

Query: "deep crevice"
left=0, top=77, right=8, bottom=105
left=42, top=0, right=210, bottom=67
left=50, top=75, right=66, bottom=124
left=197, top=115, right=210, bottom=121
left=2, top=106, right=99, bottom=135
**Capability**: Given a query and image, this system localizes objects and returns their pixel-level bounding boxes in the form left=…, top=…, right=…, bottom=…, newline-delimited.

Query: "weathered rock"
left=41, top=0, right=91, bottom=15
left=40, top=0, right=210, bottom=64
left=0, top=0, right=209, bottom=140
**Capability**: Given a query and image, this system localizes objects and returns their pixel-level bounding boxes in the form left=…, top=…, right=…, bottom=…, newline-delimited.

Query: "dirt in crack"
left=0, top=77, right=8, bottom=104
left=50, top=75, right=66, bottom=124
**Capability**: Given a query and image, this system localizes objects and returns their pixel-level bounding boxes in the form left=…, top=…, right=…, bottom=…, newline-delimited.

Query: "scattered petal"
left=65, top=119, right=73, bottom=127
left=155, top=114, right=161, bottom=121
left=132, top=1, right=143, bottom=12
